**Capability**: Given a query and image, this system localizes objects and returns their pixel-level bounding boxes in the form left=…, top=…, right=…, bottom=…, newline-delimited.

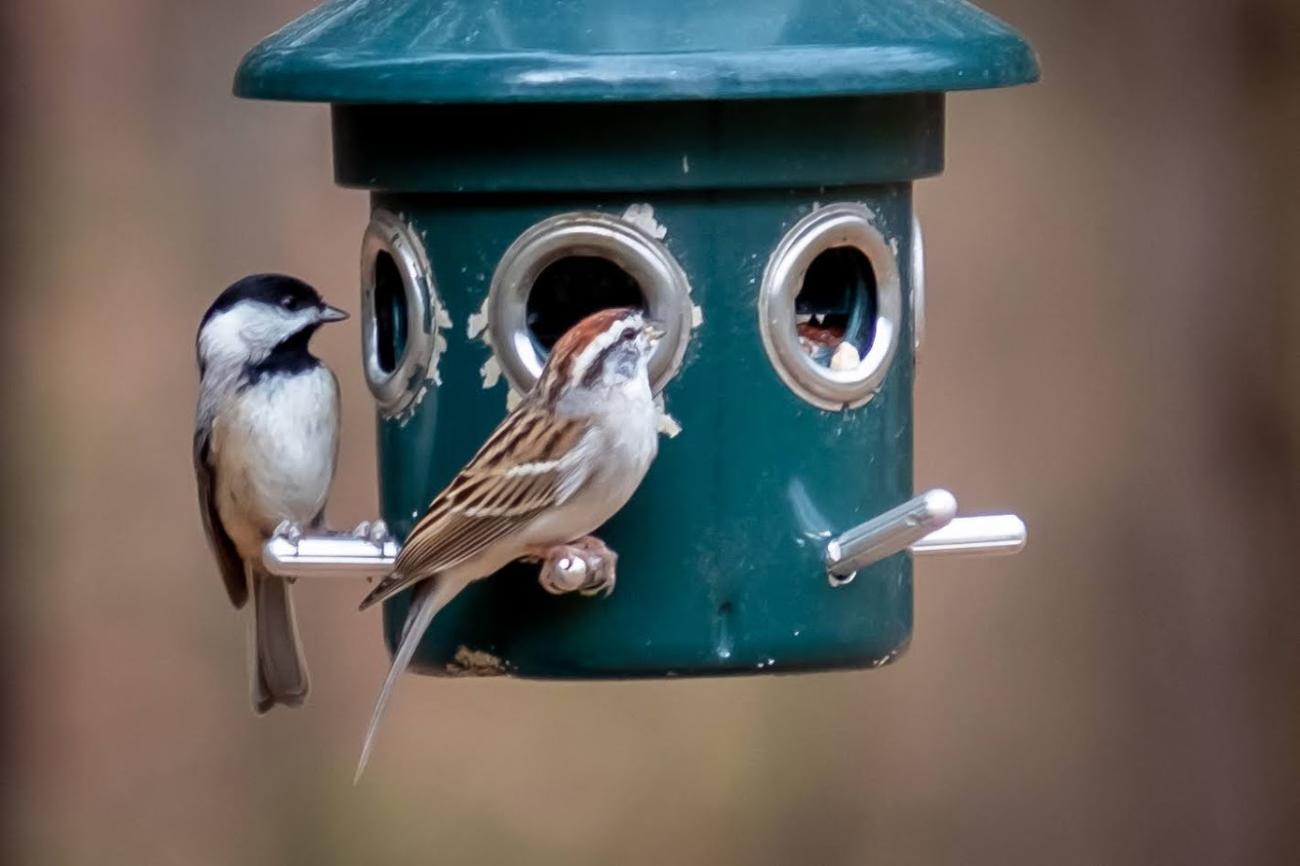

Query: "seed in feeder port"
left=797, top=320, right=845, bottom=348
left=830, top=341, right=861, bottom=370
left=797, top=320, right=847, bottom=365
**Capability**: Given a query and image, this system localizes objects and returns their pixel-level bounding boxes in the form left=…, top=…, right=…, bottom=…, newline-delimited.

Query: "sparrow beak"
left=643, top=320, right=667, bottom=342
left=318, top=304, right=350, bottom=323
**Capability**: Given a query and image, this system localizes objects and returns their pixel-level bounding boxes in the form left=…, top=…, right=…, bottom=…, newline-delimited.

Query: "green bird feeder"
left=244, top=0, right=1037, bottom=678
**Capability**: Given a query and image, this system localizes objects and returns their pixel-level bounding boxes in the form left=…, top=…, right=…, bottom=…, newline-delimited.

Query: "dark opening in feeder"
left=241, top=0, right=1038, bottom=681
left=486, top=212, right=693, bottom=396
left=526, top=256, right=645, bottom=351
left=796, top=246, right=878, bottom=368
left=372, top=251, right=408, bottom=375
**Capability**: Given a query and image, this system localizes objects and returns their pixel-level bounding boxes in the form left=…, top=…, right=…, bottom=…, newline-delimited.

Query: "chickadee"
left=193, top=274, right=347, bottom=713
left=354, top=307, right=665, bottom=779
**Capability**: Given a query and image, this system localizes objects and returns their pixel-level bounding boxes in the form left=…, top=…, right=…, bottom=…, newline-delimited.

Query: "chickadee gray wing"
left=193, top=426, right=247, bottom=608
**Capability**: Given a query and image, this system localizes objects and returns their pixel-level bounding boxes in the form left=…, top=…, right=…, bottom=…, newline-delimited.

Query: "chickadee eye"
left=621, top=327, right=637, bottom=342
left=280, top=295, right=297, bottom=310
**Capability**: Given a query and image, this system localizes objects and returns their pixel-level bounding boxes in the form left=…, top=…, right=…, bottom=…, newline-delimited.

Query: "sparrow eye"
left=621, top=327, right=637, bottom=342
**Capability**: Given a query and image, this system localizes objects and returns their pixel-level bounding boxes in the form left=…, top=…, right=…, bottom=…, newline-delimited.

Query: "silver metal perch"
left=910, top=514, right=1026, bottom=557
left=822, top=489, right=1027, bottom=583
left=260, top=522, right=591, bottom=589
left=263, top=529, right=399, bottom=580
left=823, top=488, right=957, bottom=580
left=261, top=494, right=1026, bottom=582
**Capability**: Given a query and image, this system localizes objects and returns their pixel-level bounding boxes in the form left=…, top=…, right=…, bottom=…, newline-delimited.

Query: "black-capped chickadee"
left=193, top=274, right=347, bottom=712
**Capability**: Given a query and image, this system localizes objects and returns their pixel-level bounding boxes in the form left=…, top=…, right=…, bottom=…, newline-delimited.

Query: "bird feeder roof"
left=235, top=0, right=1039, bottom=104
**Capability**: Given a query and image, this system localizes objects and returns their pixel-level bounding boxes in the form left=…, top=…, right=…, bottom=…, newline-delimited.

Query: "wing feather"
left=193, top=429, right=248, bottom=608
left=358, top=407, right=591, bottom=610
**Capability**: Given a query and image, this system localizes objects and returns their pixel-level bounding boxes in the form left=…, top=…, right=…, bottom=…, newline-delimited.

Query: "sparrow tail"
left=250, top=566, right=309, bottom=713
left=354, top=576, right=464, bottom=783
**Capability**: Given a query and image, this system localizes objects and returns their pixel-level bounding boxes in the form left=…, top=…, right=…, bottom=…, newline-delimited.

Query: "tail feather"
left=250, top=567, right=309, bottom=713
left=354, top=576, right=465, bottom=783
left=358, top=567, right=413, bottom=611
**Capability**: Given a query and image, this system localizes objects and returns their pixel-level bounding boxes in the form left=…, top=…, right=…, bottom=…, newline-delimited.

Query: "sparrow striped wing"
left=359, top=407, right=591, bottom=610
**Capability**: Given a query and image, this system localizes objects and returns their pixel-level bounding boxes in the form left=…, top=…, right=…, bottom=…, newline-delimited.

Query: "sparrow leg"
left=532, top=536, right=618, bottom=598
left=571, top=536, right=617, bottom=598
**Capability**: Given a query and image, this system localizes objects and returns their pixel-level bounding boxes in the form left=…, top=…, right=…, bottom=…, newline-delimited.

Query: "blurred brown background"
left=1, top=1, right=1298, bottom=864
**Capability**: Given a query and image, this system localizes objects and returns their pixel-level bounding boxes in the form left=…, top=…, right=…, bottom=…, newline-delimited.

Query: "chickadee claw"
left=273, top=520, right=304, bottom=547
left=351, top=519, right=392, bottom=545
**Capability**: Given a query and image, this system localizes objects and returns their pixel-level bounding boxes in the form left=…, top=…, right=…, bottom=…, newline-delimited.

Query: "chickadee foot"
left=533, top=536, right=618, bottom=598
left=351, top=519, right=391, bottom=545
left=272, top=520, right=305, bottom=546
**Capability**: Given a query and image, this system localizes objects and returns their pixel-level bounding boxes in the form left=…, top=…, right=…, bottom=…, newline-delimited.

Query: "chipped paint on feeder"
left=445, top=646, right=509, bottom=677
left=468, top=294, right=524, bottom=406
left=621, top=203, right=668, bottom=240
left=360, top=208, right=452, bottom=425
left=654, top=395, right=682, bottom=439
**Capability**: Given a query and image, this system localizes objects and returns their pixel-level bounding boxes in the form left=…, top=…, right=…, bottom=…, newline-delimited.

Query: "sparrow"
left=193, top=274, right=348, bottom=713
left=354, top=306, right=666, bottom=779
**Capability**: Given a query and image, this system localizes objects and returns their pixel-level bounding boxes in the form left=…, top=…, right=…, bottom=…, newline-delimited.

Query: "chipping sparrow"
left=194, top=274, right=348, bottom=712
left=354, top=306, right=665, bottom=780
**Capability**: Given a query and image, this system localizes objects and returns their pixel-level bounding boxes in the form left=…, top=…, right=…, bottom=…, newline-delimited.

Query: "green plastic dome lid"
left=235, top=0, right=1039, bottom=104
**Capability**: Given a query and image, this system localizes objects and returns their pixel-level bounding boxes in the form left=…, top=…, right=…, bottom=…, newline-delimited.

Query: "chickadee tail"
left=249, top=567, right=310, bottom=714
left=354, top=576, right=464, bottom=784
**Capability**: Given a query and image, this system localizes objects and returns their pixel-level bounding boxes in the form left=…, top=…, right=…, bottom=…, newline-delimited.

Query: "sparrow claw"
left=539, top=554, right=588, bottom=595
left=535, top=536, right=618, bottom=599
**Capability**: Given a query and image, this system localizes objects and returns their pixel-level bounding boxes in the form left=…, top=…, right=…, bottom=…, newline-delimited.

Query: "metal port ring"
left=759, top=203, right=902, bottom=410
left=487, top=212, right=693, bottom=395
left=360, top=209, right=438, bottom=414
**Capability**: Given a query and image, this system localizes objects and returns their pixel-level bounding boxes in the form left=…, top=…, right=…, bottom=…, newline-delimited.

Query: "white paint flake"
left=468, top=295, right=505, bottom=393
left=469, top=295, right=528, bottom=410
left=622, top=203, right=667, bottom=240
left=386, top=293, right=452, bottom=427
left=467, top=296, right=490, bottom=340
left=655, top=394, right=682, bottom=438
left=480, top=355, right=503, bottom=389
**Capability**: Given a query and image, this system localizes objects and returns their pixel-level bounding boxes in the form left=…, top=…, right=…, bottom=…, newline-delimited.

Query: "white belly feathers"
left=212, top=366, right=338, bottom=556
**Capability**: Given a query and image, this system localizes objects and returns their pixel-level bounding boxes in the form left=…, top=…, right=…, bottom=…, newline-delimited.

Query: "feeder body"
left=369, top=186, right=916, bottom=676
left=234, top=0, right=1039, bottom=679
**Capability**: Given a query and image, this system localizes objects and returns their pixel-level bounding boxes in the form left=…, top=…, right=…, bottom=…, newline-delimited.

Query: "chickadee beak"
left=643, top=321, right=667, bottom=342
left=318, top=304, right=349, bottom=323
